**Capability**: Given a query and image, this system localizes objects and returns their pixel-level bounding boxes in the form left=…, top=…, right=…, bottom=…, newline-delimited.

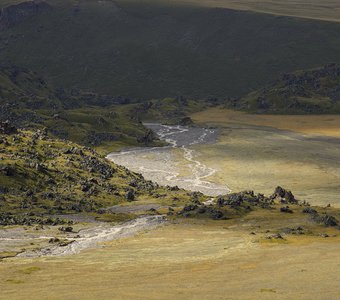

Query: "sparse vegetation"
left=0, top=125, right=193, bottom=223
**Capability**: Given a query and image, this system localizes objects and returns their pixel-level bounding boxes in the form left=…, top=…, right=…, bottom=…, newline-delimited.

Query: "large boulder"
left=271, top=186, right=298, bottom=204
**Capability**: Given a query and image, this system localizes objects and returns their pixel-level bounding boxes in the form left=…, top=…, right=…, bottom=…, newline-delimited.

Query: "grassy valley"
left=0, top=1, right=340, bottom=298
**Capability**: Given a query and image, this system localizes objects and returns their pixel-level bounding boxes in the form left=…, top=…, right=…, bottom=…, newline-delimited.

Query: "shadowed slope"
left=1, top=0, right=340, bottom=99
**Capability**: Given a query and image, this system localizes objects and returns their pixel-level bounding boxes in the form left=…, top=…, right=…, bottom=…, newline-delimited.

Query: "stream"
left=107, top=123, right=230, bottom=196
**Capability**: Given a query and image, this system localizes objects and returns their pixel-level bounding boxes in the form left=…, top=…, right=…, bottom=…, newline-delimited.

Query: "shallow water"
left=107, top=123, right=230, bottom=196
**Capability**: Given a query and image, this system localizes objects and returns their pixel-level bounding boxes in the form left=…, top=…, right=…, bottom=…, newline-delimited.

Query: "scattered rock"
left=125, top=190, right=135, bottom=202
left=271, top=186, right=297, bottom=204
left=280, top=206, right=293, bottom=213
left=49, top=237, right=60, bottom=243
left=266, top=233, right=284, bottom=240
left=179, top=117, right=193, bottom=126
left=58, top=226, right=73, bottom=233
left=312, top=214, right=339, bottom=227
left=0, top=120, right=17, bottom=134
left=302, top=207, right=317, bottom=214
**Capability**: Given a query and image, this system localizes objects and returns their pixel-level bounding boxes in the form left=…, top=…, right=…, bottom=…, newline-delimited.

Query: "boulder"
left=271, top=186, right=297, bottom=204
left=0, top=120, right=17, bottom=135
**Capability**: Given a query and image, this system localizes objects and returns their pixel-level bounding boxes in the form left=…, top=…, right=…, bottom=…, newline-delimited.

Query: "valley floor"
left=190, top=108, right=340, bottom=207
left=0, top=213, right=339, bottom=299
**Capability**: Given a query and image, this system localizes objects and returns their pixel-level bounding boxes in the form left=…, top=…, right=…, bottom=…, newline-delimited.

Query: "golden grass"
left=189, top=108, right=340, bottom=206
left=192, top=107, right=340, bottom=138
left=0, top=219, right=339, bottom=299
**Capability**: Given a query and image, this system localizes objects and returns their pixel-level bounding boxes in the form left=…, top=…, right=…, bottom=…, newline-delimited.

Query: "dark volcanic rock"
left=0, top=120, right=17, bottom=135
left=311, top=214, right=338, bottom=227
left=1, top=165, right=15, bottom=176
left=0, top=212, right=69, bottom=226
left=217, top=190, right=273, bottom=208
left=58, top=226, right=73, bottom=232
left=280, top=206, right=293, bottom=213
left=125, top=189, right=135, bottom=202
left=302, top=207, right=317, bottom=214
left=271, top=186, right=297, bottom=204
left=137, top=129, right=156, bottom=145
left=179, top=117, right=193, bottom=126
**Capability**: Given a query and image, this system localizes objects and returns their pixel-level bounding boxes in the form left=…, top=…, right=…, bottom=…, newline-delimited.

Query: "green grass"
left=0, top=129, right=196, bottom=220
left=0, top=65, right=179, bottom=152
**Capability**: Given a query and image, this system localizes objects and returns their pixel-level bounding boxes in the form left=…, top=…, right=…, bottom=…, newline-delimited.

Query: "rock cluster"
left=0, top=212, right=70, bottom=226
left=234, top=63, right=340, bottom=113
left=217, top=190, right=274, bottom=209
left=270, top=186, right=297, bottom=204
left=302, top=205, right=339, bottom=227
left=0, top=120, right=17, bottom=135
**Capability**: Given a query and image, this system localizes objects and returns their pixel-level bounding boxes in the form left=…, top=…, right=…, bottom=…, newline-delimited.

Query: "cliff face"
left=0, top=1, right=51, bottom=30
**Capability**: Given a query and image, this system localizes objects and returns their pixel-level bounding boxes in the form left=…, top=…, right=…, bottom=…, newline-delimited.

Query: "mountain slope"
left=0, top=64, right=166, bottom=151
left=160, top=0, right=340, bottom=23
left=1, top=0, right=340, bottom=99
left=0, top=125, right=191, bottom=223
left=229, top=64, right=340, bottom=114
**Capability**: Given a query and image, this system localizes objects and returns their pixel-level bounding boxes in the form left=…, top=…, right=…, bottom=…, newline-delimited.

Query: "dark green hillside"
left=0, top=65, right=166, bottom=151
left=1, top=0, right=340, bottom=99
left=229, top=64, right=340, bottom=114
left=0, top=64, right=60, bottom=108
left=0, top=126, right=192, bottom=223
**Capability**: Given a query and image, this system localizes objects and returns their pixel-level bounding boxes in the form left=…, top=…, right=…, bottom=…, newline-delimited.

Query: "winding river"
left=107, top=123, right=230, bottom=196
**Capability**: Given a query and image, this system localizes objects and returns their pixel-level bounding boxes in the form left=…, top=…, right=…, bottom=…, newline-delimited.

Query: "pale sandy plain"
left=191, top=108, right=340, bottom=207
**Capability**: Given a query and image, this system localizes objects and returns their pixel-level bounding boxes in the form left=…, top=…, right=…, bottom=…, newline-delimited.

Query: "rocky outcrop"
left=0, top=1, right=51, bottom=30
left=0, top=120, right=17, bottom=134
left=0, top=212, right=70, bottom=226
left=270, top=186, right=298, bottom=204
left=232, top=63, right=340, bottom=114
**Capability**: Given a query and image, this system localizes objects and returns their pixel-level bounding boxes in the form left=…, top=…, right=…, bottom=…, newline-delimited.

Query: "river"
left=106, top=123, right=230, bottom=196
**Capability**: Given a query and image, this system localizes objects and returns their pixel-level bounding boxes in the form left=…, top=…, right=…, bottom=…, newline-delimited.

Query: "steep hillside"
left=1, top=0, right=340, bottom=99
left=229, top=64, right=340, bottom=114
left=0, top=63, right=61, bottom=108
left=0, top=64, right=167, bottom=151
left=0, top=124, right=192, bottom=224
